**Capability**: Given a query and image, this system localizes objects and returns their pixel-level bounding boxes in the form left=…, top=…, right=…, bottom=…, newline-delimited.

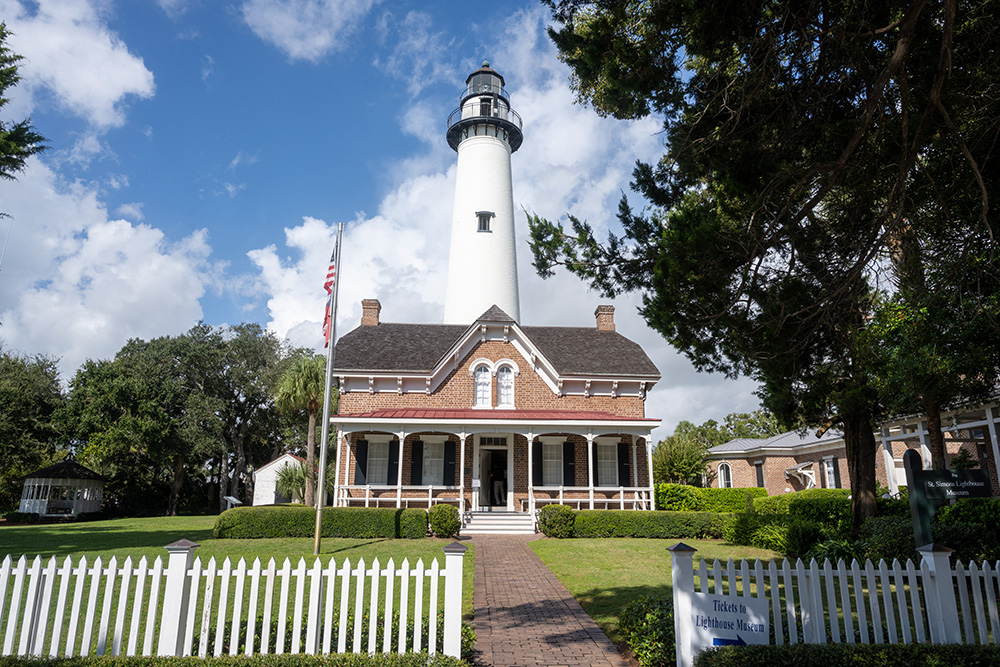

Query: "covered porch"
left=330, top=408, right=658, bottom=527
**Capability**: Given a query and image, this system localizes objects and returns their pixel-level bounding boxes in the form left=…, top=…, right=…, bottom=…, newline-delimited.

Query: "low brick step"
left=462, top=511, right=535, bottom=535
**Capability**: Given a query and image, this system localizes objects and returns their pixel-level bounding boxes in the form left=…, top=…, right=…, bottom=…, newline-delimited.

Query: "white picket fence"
left=670, top=543, right=1000, bottom=666
left=0, top=539, right=467, bottom=659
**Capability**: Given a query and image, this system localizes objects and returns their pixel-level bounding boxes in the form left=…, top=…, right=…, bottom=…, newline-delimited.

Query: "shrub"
left=428, top=504, right=461, bottom=538
left=783, top=519, right=825, bottom=559
left=537, top=504, right=575, bottom=538
left=619, top=596, right=674, bottom=667
left=805, top=538, right=861, bottom=562
left=573, top=510, right=731, bottom=539
left=875, top=496, right=909, bottom=517
left=694, top=642, right=1000, bottom=667
left=786, top=489, right=851, bottom=527
left=1, top=511, right=40, bottom=524
left=934, top=498, right=1000, bottom=528
left=213, top=506, right=428, bottom=539
left=723, top=513, right=823, bottom=557
left=654, top=485, right=767, bottom=512
left=753, top=495, right=791, bottom=514
left=859, top=516, right=916, bottom=562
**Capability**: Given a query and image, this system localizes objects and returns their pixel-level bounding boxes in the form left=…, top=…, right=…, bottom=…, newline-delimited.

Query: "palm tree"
left=275, top=461, right=307, bottom=503
left=275, top=355, right=329, bottom=507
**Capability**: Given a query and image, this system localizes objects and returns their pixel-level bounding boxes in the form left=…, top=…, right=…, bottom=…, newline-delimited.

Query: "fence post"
left=918, top=543, right=960, bottom=643
left=158, top=539, right=199, bottom=657
left=442, top=542, right=468, bottom=658
left=669, top=543, right=697, bottom=667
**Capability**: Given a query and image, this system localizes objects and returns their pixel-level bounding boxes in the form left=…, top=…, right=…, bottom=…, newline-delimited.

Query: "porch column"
left=918, top=420, right=931, bottom=467
left=459, top=429, right=467, bottom=515
left=587, top=435, right=595, bottom=510
left=524, top=429, right=534, bottom=514
left=987, top=406, right=1000, bottom=496
left=631, top=441, right=638, bottom=487
left=333, top=426, right=346, bottom=507
left=396, top=428, right=407, bottom=508
left=646, top=435, right=654, bottom=511
left=881, top=426, right=898, bottom=496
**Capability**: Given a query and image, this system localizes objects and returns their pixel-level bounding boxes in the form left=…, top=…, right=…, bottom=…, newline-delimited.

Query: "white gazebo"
left=19, top=458, right=105, bottom=517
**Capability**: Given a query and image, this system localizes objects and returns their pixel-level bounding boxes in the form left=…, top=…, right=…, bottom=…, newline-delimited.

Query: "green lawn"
left=530, top=537, right=779, bottom=644
left=0, top=515, right=475, bottom=620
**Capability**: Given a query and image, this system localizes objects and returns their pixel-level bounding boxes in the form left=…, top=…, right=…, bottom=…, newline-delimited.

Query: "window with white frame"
left=474, top=365, right=491, bottom=407
left=597, top=442, right=617, bottom=487
left=718, top=462, right=733, bottom=489
left=368, top=442, right=389, bottom=484
left=423, top=441, right=444, bottom=485
left=497, top=365, right=514, bottom=407
left=543, top=442, right=562, bottom=486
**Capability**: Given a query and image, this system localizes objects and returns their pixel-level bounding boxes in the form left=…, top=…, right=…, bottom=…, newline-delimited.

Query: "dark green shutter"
left=617, top=442, right=629, bottom=486
left=563, top=442, right=575, bottom=486
left=410, top=441, right=424, bottom=485
left=833, top=458, right=842, bottom=488
left=532, top=441, right=543, bottom=486
left=444, top=442, right=457, bottom=485
left=387, top=441, right=399, bottom=485
left=354, top=440, right=368, bottom=485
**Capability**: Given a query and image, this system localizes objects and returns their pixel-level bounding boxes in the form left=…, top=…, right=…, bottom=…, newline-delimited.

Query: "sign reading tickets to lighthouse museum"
left=690, top=593, right=769, bottom=656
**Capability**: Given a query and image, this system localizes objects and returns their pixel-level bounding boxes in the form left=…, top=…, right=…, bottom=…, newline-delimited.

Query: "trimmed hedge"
left=573, top=509, right=731, bottom=539
left=428, top=504, right=461, bottom=538
left=723, top=513, right=824, bottom=558
left=619, top=596, right=674, bottom=667
left=695, top=642, right=1000, bottom=667
left=214, top=506, right=428, bottom=539
left=656, top=484, right=767, bottom=512
left=859, top=515, right=1000, bottom=563
left=538, top=503, right=576, bottom=538
left=0, top=656, right=465, bottom=667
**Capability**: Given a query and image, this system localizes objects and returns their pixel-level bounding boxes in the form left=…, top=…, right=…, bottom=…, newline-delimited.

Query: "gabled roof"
left=255, top=453, right=306, bottom=475
left=334, top=314, right=659, bottom=379
left=709, top=429, right=844, bottom=455
left=25, top=458, right=104, bottom=481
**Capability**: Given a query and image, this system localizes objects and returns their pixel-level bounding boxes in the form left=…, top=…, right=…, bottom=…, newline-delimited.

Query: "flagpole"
left=314, top=222, right=343, bottom=556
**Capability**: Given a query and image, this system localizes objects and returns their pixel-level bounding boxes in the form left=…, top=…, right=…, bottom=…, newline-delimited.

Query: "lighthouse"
left=443, top=62, right=524, bottom=324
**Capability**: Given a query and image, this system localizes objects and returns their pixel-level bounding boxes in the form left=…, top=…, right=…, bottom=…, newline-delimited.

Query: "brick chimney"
left=361, top=299, right=381, bottom=326
left=595, top=305, right=615, bottom=331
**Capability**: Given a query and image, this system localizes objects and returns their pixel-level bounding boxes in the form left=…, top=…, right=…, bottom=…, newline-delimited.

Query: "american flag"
left=322, top=244, right=337, bottom=347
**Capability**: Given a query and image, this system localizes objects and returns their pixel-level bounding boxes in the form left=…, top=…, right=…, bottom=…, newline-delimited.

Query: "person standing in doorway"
left=492, top=464, right=506, bottom=506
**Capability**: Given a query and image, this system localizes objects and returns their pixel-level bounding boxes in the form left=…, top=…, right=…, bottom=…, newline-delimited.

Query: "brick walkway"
left=470, top=534, right=629, bottom=667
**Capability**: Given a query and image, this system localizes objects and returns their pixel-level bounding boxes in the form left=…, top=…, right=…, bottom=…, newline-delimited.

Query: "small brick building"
left=329, top=301, right=661, bottom=515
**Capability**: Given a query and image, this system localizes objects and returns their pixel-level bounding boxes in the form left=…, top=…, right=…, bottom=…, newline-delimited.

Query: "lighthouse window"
left=477, top=211, right=494, bottom=232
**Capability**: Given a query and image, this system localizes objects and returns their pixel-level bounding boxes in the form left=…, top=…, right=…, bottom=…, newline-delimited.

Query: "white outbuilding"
left=252, top=453, right=305, bottom=505
left=19, top=457, right=105, bottom=517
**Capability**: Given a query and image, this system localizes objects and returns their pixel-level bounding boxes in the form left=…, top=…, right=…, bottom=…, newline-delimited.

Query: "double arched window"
left=470, top=358, right=519, bottom=409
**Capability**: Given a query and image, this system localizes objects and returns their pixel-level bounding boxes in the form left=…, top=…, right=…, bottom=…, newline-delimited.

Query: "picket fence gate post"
left=918, top=544, right=961, bottom=643
left=668, top=543, right=697, bottom=667
left=442, top=542, right=467, bottom=658
left=158, top=539, right=199, bottom=657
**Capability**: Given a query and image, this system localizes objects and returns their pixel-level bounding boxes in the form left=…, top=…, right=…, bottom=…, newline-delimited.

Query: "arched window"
left=474, top=365, right=491, bottom=407
left=496, top=365, right=514, bottom=407
left=718, top=462, right=733, bottom=489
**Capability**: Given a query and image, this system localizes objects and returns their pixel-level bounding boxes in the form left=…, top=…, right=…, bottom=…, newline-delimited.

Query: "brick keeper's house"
left=326, top=63, right=661, bottom=533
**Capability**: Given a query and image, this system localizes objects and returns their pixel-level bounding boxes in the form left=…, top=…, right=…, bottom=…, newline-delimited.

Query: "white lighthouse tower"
left=443, top=62, right=524, bottom=324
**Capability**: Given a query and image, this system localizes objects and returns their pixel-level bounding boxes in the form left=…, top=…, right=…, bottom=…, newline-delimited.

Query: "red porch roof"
left=337, top=408, right=657, bottom=422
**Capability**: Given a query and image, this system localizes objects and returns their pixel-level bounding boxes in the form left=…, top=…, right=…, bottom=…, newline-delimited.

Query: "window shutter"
left=387, top=441, right=400, bottom=485
left=833, top=458, right=841, bottom=488
left=410, top=441, right=424, bottom=485
left=820, top=461, right=827, bottom=488
left=563, top=442, right=575, bottom=486
left=532, top=441, right=543, bottom=486
left=444, top=442, right=457, bottom=485
left=354, top=440, right=369, bottom=485
left=617, top=442, right=629, bottom=486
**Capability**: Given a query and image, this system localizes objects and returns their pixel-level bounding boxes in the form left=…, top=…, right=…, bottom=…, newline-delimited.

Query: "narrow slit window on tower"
left=477, top=211, right=494, bottom=233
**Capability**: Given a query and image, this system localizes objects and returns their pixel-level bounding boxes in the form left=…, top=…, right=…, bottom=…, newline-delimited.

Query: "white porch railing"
left=526, top=486, right=653, bottom=529
left=0, top=540, right=467, bottom=659
left=336, top=485, right=464, bottom=513
left=669, top=543, right=1000, bottom=666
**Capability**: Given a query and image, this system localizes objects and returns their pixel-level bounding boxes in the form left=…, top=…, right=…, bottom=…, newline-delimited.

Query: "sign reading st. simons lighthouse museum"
left=690, top=592, right=769, bottom=656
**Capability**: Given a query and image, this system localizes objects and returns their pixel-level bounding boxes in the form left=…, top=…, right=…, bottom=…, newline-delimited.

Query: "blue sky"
left=0, top=0, right=760, bottom=439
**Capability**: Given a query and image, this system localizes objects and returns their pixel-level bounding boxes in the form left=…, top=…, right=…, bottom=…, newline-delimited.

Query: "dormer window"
left=477, top=211, right=494, bottom=232
left=497, top=365, right=514, bottom=407
left=474, top=364, right=491, bottom=407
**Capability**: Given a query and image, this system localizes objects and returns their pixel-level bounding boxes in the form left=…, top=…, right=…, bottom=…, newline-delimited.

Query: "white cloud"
left=115, top=202, right=144, bottom=221
left=157, top=0, right=192, bottom=19
left=0, top=158, right=219, bottom=379
left=241, top=0, right=380, bottom=62
left=201, top=54, right=215, bottom=82
left=0, top=0, right=155, bottom=128
left=373, top=11, right=457, bottom=96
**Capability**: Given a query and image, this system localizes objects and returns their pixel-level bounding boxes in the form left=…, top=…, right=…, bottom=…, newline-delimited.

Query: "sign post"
left=904, top=448, right=992, bottom=548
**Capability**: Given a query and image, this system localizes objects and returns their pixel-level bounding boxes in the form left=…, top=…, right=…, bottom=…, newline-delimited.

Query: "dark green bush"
left=428, top=504, right=461, bottom=538
left=619, top=596, right=674, bottom=667
left=786, top=489, right=851, bottom=527
left=538, top=504, right=575, bottom=538
left=859, top=515, right=1000, bottom=563
left=935, top=498, right=1000, bottom=528
left=656, top=484, right=767, bottom=512
left=694, top=642, right=1000, bottom=667
left=875, top=496, right=909, bottom=517
left=723, top=513, right=823, bottom=557
left=753, top=495, right=791, bottom=514
left=213, top=506, right=428, bottom=539
left=0, top=655, right=465, bottom=667
left=805, top=538, right=861, bottom=562
left=1, top=511, right=40, bottom=523
left=573, top=510, right=731, bottom=539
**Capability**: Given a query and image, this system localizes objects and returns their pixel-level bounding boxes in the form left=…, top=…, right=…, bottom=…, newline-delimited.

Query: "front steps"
left=462, top=511, right=535, bottom=535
